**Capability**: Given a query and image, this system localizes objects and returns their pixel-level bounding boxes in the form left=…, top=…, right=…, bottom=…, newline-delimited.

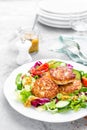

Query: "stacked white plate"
left=38, top=0, right=87, bottom=28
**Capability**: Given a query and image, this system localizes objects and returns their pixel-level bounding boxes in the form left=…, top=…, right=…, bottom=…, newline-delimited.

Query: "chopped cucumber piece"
left=73, top=69, right=81, bottom=80
left=47, top=108, right=58, bottom=113
left=15, top=73, right=23, bottom=90
left=17, top=82, right=22, bottom=90
left=15, top=73, right=22, bottom=84
left=56, top=101, right=70, bottom=108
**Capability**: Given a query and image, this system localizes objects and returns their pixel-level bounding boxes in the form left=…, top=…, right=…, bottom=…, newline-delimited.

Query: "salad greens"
left=17, top=90, right=32, bottom=103
left=15, top=60, right=87, bottom=113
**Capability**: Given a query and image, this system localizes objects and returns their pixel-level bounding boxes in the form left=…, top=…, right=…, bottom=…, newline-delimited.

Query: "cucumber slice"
left=15, top=73, right=23, bottom=90
left=56, top=101, right=70, bottom=108
left=73, top=69, right=81, bottom=80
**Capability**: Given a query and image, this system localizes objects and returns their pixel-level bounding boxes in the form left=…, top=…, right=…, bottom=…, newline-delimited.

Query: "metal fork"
left=67, top=45, right=87, bottom=61
left=59, top=36, right=87, bottom=60
left=51, top=46, right=87, bottom=65
left=64, top=49, right=87, bottom=65
left=71, top=41, right=87, bottom=60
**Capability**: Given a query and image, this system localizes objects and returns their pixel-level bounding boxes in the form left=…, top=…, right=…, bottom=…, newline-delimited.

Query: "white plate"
left=39, top=0, right=87, bottom=14
left=39, top=16, right=70, bottom=25
left=38, top=15, right=87, bottom=28
left=38, top=18, right=71, bottom=28
left=39, top=9, right=87, bottom=21
left=3, top=59, right=87, bottom=123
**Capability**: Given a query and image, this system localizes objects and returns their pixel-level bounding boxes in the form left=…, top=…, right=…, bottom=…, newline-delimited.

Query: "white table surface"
left=0, top=0, right=87, bottom=130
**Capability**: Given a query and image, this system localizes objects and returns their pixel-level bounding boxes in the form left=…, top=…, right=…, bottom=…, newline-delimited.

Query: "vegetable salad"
left=15, top=60, right=87, bottom=113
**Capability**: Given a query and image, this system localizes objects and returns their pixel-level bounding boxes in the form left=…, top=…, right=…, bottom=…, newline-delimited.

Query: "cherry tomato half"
left=82, top=77, right=87, bottom=87
left=30, top=63, right=49, bottom=76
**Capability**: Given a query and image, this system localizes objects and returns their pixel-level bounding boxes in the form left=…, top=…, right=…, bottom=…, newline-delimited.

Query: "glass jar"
left=19, top=27, right=39, bottom=53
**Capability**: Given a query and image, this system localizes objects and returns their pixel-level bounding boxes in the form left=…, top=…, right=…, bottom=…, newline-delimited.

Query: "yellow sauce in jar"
left=24, top=33, right=39, bottom=53
left=29, top=38, right=39, bottom=53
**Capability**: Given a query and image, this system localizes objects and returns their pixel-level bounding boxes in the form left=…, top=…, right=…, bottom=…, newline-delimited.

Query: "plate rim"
left=39, top=9, right=87, bottom=20
left=38, top=18, right=71, bottom=28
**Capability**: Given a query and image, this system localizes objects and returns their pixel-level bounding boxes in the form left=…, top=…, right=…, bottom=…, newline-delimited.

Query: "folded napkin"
left=59, top=35, right=87, bottom=41
left=58, top=35, right=87, bottom=65
left=59, top=35, right=87, bottom=53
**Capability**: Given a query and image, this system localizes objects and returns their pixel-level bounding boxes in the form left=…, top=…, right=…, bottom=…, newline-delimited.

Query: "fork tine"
left=65, top=49, right=87, bottom=65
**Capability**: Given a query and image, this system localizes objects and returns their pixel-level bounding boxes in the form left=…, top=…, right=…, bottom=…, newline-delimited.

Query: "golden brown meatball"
left=59, top=80, right=82, bottom=94
left=50, top=66, right=75, bottom=85
left=31, top=76, right=59, bottom=99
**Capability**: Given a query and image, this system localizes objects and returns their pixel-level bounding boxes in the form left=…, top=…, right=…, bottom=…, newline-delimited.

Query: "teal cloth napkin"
left=58, top=35, right=87, bottom=65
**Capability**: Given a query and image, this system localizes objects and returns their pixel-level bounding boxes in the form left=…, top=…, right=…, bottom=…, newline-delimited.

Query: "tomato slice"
left=82, top=77, right=87, bottom=87
left=36, top=63, right=49, bottom=71
left=30, top=63, right=49, bottom=76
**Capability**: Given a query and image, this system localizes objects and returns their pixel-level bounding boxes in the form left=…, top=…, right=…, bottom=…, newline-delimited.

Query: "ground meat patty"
left=50, top=66, right=75, bottom=85
left=59, top=80, right=82, bottom=94
left=32, top=76, right=59, bottom=99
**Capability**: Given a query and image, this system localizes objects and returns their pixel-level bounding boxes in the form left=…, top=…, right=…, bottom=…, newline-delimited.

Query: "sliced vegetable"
left=52, top=62, right=66, bottom=68
left=48, top=60, right=66, bottom=68
left=79, top=71, right=84, bottom=77
left=57, top=93, right=63, bottom=100
left=36, top=63, right=49, bottom=71
left=15, top=73, right=23, bottom=90
left=67, top=64, right=73, bottom=69
left=44, top=100, right=56, bottom=110
left=56, top=101, right=70, bottom=108
left=73, top=69, right=81, bottom=80
left=79, top=87, right=87, bottom=92
left=31, top=98, right=50, bottom=107
left=58, top=107, right=70, bottom=113
left=33, top=75, right=40, bottom=79
left=33, top=61, right=42, bottom=68
left=82, top=77, right=87, bottom=87
left=47, top=108, right=58, bottom=114
left=30, top=63, right=49, bottom=76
